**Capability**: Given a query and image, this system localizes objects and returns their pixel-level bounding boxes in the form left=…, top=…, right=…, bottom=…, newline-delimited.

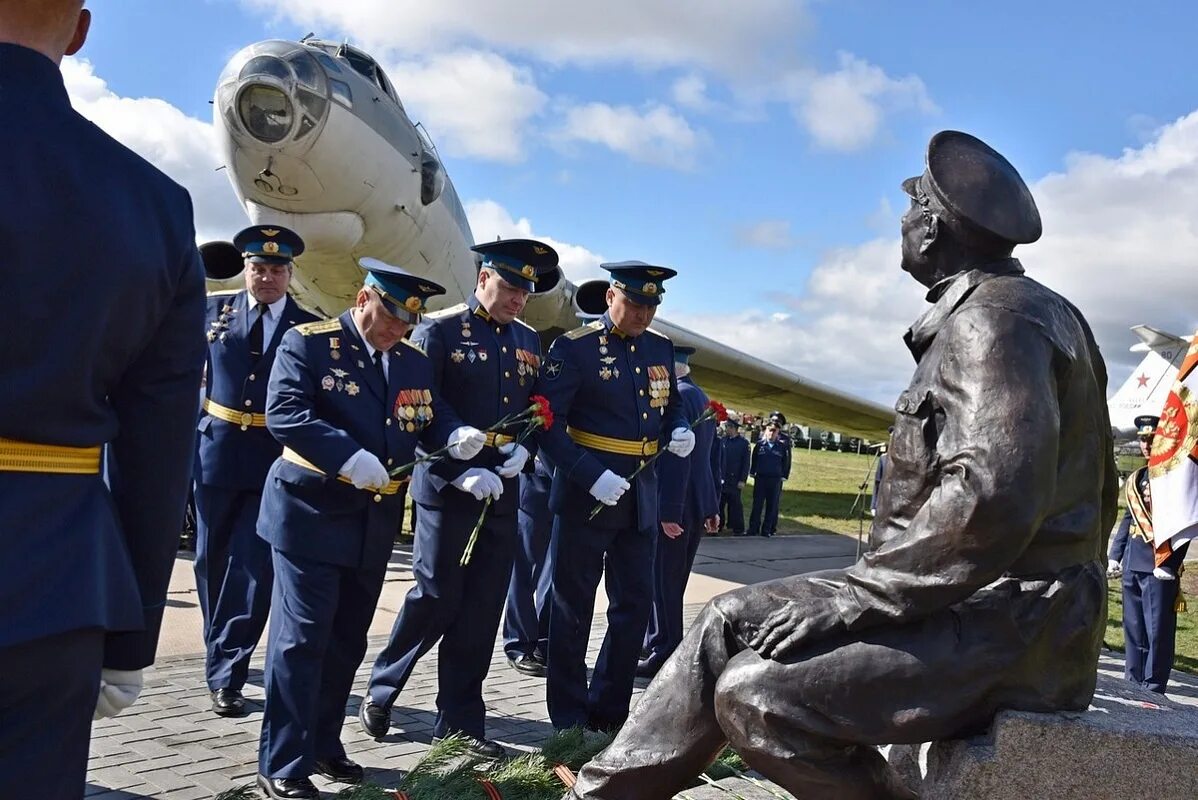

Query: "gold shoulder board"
left=424, top=303, right=469, bottom=320
left=565, top=320, right=605, bottom=340
left=401, top=338, right=427, bottom=355
left=295, top=319, right=341, bottom=336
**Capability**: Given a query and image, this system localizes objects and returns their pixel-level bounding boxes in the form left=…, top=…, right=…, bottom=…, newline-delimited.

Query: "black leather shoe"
left=434, top=733, right=506, bottom=759
left=211, top=688, right=246, bottom=717
left=635, top=657, right=662, bottom=679
left=313, top=755, right=364, bottom=784
left=531, top=649, right=547, bottom=666
left=509, top=654, right=547, bottom=677
left=358, top=696, right=391, bottom=739
left=256, top=774, right=319, bottom=799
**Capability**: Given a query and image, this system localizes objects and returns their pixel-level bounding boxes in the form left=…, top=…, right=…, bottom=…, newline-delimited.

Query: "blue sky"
left=72, top=1, right=1198, bottom=404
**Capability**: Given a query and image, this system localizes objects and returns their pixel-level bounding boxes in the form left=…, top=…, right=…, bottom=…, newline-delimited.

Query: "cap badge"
left=521, top=265, right=535, bottom=278
left=405, top=296, right=424, bottom=313
left=643, top=282, right=658, bottom=295
left=262, top=241, right=280, bottom=254
left=261, top=228, right=280, bottom=237
left=533, top=245, right=549, bottom=255
left=647, top=269, right=665, bottom=277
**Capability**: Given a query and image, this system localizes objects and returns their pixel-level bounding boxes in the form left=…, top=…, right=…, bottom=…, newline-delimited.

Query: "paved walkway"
left=86, top=533, right=1198, bottom=798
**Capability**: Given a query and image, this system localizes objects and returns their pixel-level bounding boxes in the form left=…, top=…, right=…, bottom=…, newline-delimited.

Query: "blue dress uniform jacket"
left=1109, top=466, right=1189, bottom=693
left=0, top=45, right=206, bottom=662
left=365, top=295, right=543, bottom=740
left=721, top=435, right=751, bottom=487
left=534, top=312, right=686, bottom=730
left=257, top=312, right=454, bottom=568
left=257, top=311, right=455, bottom=779
left=0, top=44, right=205, bottom=799
left=198, top=290, right=318, bottom=489
left=751, top=438, right=791, bottom=479
left=194, top=289, right=317, bottom=692
left=408, top=295, right=542, bottom=515
left=536, top=314, right=686, bottom=530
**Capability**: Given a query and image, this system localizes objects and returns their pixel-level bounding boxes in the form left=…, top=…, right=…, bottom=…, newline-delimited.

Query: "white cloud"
left=788, top=53, right=937, bottom=152
left=554, top=102, right=704, bottom=170
left=677, top=112, right=1198, bottom=409
left=61, top=58, right=246, bottom=242
left=465, top=199, right=604, bottom=281
left=240, top=0, right=809, bottom=77
left=672, top=74, right=714, bottom=112
left=735, top=220, right=797, bottom=251
left=384, top=51, right=546, bottom=163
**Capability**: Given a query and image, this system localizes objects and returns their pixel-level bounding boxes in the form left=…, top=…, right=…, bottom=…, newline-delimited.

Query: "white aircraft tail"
left=1108, top=325, right=1190, bottom=433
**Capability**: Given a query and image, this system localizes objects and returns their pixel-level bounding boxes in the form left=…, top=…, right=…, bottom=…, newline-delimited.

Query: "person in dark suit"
left=719, top=420, right=750, bottom=535
left=709, top=421, right=725, bottom=535
left=1108, top=414, right=1190, bottom=693
left=359, top=239, right=556, bottom=758
left=747, top=422, right=790, bottom=537
left=0, top=4, right=206, bottom=797
left=534, top=262, right=691, bottom=733
left=195, top=225, right=319, bottom=717
left=638, top=346, right=720, bottom=678
left=503, top=452, right=555, bottom=677
left=255, top=261, right=483, bottom=799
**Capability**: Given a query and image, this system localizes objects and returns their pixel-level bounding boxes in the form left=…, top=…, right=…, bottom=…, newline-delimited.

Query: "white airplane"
left=1107, top=325, right=1191, bottom=436
left=206, top=36, right=893, bottom=438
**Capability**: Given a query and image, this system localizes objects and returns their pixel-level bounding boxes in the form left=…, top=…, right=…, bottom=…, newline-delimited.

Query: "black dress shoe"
left=358, top=696, right=391, bottom=739
left=508, top=654, right=547, bottom=677
left=434, top=733, right=506, bottom=759
left=531, top=649, right=547, bottom=666
left=313, top=755, right=364, bottom=784
left=211, top=687, right=246, bottom=717
left=256, top=774, right=319, bottom=799
left=635, top=657, right=662, bottom=679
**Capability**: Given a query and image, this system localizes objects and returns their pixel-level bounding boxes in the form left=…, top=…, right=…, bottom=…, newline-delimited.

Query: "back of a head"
left=0, top=0, right=88, bottom=64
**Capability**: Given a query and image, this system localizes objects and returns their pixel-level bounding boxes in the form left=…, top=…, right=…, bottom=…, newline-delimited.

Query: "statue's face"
left=899, top=193, right=937, bottom=287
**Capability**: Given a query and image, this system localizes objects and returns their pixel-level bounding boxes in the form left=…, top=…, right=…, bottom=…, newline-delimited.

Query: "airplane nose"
left=216, top=41, right=330, bottom=147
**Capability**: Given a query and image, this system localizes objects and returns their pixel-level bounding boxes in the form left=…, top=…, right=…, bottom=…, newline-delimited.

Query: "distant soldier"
left=747, top=422, right=789, bottom=537
left=0, top=3, right=206, bottom=797
left=255, top=261, right=480, bottom=799
left=719, top=419, right=750, bottom=535
left=708, top=417, right=725, bottom=533
left=535, top=262, right=691, bottom=733
left=1108, top=414, right=1190, bottom=693
left=195, top=225, right=318, bottom=717
left=639, top=346, right=720, bottom=677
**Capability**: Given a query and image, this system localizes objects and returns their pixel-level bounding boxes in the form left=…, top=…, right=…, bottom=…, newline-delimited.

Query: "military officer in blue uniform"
left=719, top=419, right=751, bottom=535
left=638, top=346, right=720, bottom=678
left=535, top=262, right=692, bottom=732
left=709, top=417, right=725, bottom=532
left=196, top=225, right=318, bottom=717
left=503, top=452, right=555, bottom=677
left=1108, top=414, right=1190, bottom=694
left=359, top=239, right=555, bottom=757
left=256, top=261, right=483, bottom=800
left=747, top=420, right=790, bottom=537
left=0, top=5, right=206, bottom=797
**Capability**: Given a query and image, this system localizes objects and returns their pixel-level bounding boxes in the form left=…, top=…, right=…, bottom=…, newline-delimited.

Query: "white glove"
left=1153, top=566, right=1176, bottom=581
left=589, top=470, right=630, bottom=506
left=93, top=668, right=144, bottom=720
left=495, top=443, right=530, bottom=478
left=339, top=449, right=389, bottom=490
left=667, top=427, right=696, bottom=457
left=448, top=426, right=487, bottom=461
left=1106, top=559, right=1122, bottom=577
left=452, top=468, right=504, bottom=501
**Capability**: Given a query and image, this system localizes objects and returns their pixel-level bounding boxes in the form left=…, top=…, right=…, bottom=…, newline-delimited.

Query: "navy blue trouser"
left=503, top=492, right=554, bottom=661
left=368, top=501, right=515, bottom=739
left=643, top=509, right=704, bottom=668
left=259, top=549, right=385, bottom=779
left=546, top=514, right=654, bottom=731
left=202, top=487, right=272, bottom=691
left=1122, top=569, right=1181, bottom=693
left=747, top=476, right=783, bottom=536
left=0, top=627, right=103, bottom=800
left=719, top=487, right=744, bottom=533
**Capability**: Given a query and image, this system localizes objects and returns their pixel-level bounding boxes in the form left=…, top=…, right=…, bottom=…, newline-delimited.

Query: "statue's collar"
left=905, top=258, right=1024, bottom=358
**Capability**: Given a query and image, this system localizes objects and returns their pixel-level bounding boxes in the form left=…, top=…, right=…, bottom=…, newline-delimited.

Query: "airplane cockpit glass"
left=238, top=84, right=293, bottom=144
left=328, top=79, right=353, bottom=109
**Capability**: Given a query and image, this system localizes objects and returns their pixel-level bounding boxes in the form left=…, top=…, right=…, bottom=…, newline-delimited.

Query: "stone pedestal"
left=887, top=674, right=1198, bottom=799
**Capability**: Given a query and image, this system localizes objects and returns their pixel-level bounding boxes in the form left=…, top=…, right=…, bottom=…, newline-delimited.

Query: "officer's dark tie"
left=248, top=302, right=267, bottom=361
left=373, top=349, right=386, bottom=386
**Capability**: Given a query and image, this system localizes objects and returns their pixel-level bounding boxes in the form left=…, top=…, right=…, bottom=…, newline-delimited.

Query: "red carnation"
left=708, top=400, right=729, bottom=422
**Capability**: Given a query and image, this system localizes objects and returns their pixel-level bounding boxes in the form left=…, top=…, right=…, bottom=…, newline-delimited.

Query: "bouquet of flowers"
left=459, top=395, right=554, bottom=566
left=588, top=399, right=729, bottom=521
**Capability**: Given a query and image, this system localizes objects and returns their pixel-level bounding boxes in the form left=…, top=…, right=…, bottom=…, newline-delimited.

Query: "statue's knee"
left=706, top=587, right=751, bottom=625
left=713, top=658, right=763, bottom=744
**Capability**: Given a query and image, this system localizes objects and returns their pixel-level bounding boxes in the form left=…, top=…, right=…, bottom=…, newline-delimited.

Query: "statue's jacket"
left=808, top=258, right=1118, bottom=712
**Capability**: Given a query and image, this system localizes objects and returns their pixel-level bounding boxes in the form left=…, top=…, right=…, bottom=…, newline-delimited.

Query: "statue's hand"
left=747, top=601, right=812, bottom=660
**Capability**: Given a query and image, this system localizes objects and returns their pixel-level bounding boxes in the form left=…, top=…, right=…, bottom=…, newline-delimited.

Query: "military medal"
left=346, top=381, right=359, bottom=396
left=321, top=376, right=335, bottom=391
left=478, top=350, right=488, bottom=362
left=467, top=351, right=477, bottom=363
left=451, top=349, right=465, bottom=363
left=329, top=337, right=341, bottom=360
left=600, top=367, right=612, bottom=381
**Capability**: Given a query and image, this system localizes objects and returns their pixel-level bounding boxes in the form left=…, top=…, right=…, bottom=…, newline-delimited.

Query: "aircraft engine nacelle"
left=519, top=265, right=575, bottom=330
left=200, top=240, right=245, bottom=285
left=573, top=279, right=610, bottom=317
